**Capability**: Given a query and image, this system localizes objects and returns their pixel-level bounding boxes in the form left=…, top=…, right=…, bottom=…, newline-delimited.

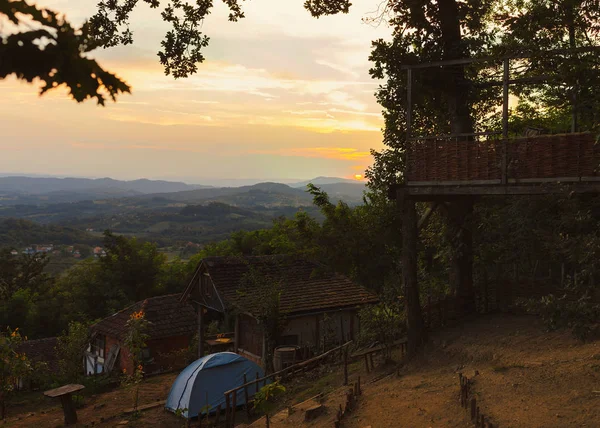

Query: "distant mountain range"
left=0, top=177, right=367, bottom=248
left=0, top=176, right=207, bottom=195
left=289, top=176, right=358, bottom=188
left=0, top=176, right=365, bottom=206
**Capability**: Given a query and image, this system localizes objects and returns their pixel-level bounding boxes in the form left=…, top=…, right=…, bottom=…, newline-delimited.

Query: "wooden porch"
left=396, top=132, right=600, bottom=200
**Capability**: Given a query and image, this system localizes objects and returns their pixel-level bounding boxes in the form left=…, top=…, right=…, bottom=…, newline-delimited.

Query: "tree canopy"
left=0, top=0, right=130, bottom=104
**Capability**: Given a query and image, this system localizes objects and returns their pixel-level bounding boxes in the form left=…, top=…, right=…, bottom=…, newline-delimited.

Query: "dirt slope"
left=7, top=314, right=600, bottom=427
left=341, top=315, right=600, bottom=428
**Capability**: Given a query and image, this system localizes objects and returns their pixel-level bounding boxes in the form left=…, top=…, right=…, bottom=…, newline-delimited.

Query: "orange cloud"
left=252, top=147, right=372, bottom=161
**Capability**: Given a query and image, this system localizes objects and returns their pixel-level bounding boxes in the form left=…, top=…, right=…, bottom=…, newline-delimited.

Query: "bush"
left=519, top=291, right=600, bottom=341
left=82, top=374, right=115, bottom=395
left=358, top=301, right=405, bottom=361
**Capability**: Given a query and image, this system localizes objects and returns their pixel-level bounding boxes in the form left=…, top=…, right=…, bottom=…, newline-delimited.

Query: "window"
left=92, top=335, right=105, bottom=358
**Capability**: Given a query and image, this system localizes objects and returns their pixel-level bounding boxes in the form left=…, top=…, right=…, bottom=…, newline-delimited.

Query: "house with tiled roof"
left=182, top=255, right=379, bottom=366
left=88, top=294, right=196, bottom=375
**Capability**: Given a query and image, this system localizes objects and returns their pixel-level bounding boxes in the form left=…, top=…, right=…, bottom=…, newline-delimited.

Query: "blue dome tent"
left=166, top=352, right=267, bottom=419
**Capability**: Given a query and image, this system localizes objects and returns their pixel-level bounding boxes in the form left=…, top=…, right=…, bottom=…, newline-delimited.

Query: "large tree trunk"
left=437, top=0, right=476, bottom=315
left=402, top=197, right=426, bottom=355
left=445, top=200, right=476, bottom=314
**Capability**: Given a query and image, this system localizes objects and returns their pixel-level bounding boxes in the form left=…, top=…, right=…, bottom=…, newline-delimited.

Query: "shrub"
left=520, top=291, right=600, bottom=341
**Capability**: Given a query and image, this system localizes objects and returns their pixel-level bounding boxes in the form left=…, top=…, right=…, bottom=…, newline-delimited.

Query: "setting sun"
left=354, top=174, right=363, bottom=180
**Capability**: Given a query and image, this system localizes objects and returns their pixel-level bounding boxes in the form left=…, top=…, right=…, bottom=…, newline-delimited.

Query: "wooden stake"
left=243, top=373, right=250, bottom=417
left=364, top=354, right=370, bottom=373
left=470, top=398, right=476, bottom=421
left=215, top=405, right=221, bottom=424
left=231, top=390, right=237, bottom=427
left=343, top=347, right=349, bottom=386
left=225, top=393, right=231, bottom=428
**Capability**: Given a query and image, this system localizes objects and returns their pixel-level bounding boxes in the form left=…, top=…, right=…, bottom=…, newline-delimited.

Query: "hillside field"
left=6, top=314, right=600, bottom=427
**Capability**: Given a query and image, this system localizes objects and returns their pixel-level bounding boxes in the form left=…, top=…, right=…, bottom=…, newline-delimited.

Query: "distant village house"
left=87, top=294, right=196, bottom=375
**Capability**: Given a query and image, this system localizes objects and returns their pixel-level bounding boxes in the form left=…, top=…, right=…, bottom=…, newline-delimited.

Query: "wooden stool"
left=44, top=384, right=85, bottom=425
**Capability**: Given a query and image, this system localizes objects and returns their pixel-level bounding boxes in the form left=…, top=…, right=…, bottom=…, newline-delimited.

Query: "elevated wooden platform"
left=396, top=132, right=600, bottom=200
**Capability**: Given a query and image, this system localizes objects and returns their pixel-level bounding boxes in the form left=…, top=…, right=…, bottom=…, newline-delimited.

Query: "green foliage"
left=358, top=285, right=405, bottom=361
left=86, top=0, right=353, bottom=78
left=56, top=322, right=90, bottom=384
left=122, top=309, right=149, bottom=410
left=253, top=381, right=286, bottom=424
left=0, top=0, right=130, bottom=104
left=100, top=231, right=169, bottom=302
left=0, top=328, right=32, bottom=419
left=0, top=218, right=98, bottom=248
left=496, top=0, right=600, bottom=133
left=0, top=250, right=53, bottom=338
left=519, top=268, right=600, bottom=341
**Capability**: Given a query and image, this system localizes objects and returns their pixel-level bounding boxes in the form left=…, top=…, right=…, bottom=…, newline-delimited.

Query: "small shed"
left=88, top=294, right=196, bottom=375
left=166, top=352, right=266, bottom=419
left=182, top=255, right=379, bottom=366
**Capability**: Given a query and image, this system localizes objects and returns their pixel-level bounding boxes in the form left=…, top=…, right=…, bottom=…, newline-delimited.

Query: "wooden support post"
left=59, top=395, right=78, bottom=425
left=471, top=398, right=476, bottom=421
left=343, top=347, right=349, bottom=386
left=402, top=196, right=426, bottom=355
left=357, top=376, right=361, bottom=395
left=197, top=304, right=204, bottom=358
left=215, top=405, right=221, bottom=425
left=364, top=354, right=370, bottom=373
left=427, top=295, right=432, bottom=328
left=369, top=353, right=374, bottom=370
left=406, top=68, right=413, bottom=139
left=501, top=58, right=510, bottom=186
left=234, top=314, right=240, bottom=353
left=243, top=373, right=250, bottom=417
left=44, top=384, right=84, bottom=426
left=418, top=202, right=439, bottom=230
left=231, top=390, right=237, bottom=427
left=225, top=392, right=231, bottom=428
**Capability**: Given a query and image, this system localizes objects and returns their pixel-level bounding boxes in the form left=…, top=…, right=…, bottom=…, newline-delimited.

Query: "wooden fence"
left=459, top=373, right=497, bottom=428
left=219, top=341, right=353, bottom=428
left=333, top=377, right=361, bottom=428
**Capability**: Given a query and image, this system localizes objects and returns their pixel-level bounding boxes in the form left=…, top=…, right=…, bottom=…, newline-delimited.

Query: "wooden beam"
left=400, top=46, right=600, bottom=70
left=198, top=304, right=205, bottom=358
left=234, top=314, right=240, bottom=353
left=417, top=202, right=439, bottom=230
left=407, top=131, right=500, bottom=142
left=401, top=183, right=600, bottom=198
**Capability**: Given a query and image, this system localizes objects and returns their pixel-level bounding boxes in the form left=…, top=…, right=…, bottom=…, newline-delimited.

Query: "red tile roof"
left=17, top=337, right=59, bottom=372
left=198, top=255, right=378, bottom=316
left=91, top=294, right=196, bottom=340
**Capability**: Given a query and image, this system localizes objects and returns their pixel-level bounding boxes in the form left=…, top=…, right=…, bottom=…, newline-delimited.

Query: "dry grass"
left=6, top=314, right=600, bottom=427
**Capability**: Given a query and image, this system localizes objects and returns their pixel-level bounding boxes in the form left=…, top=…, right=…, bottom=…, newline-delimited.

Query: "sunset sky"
left=0, top=0, right=390, bottom=184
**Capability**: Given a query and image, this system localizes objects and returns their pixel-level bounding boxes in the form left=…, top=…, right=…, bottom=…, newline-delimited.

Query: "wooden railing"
left=220, top=341, right=353, bottom=428
left=406, top=133, right=599, bottom=186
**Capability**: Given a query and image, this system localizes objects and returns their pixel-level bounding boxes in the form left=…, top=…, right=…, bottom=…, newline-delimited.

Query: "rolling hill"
left=0, top=176, right=209, bottom=205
